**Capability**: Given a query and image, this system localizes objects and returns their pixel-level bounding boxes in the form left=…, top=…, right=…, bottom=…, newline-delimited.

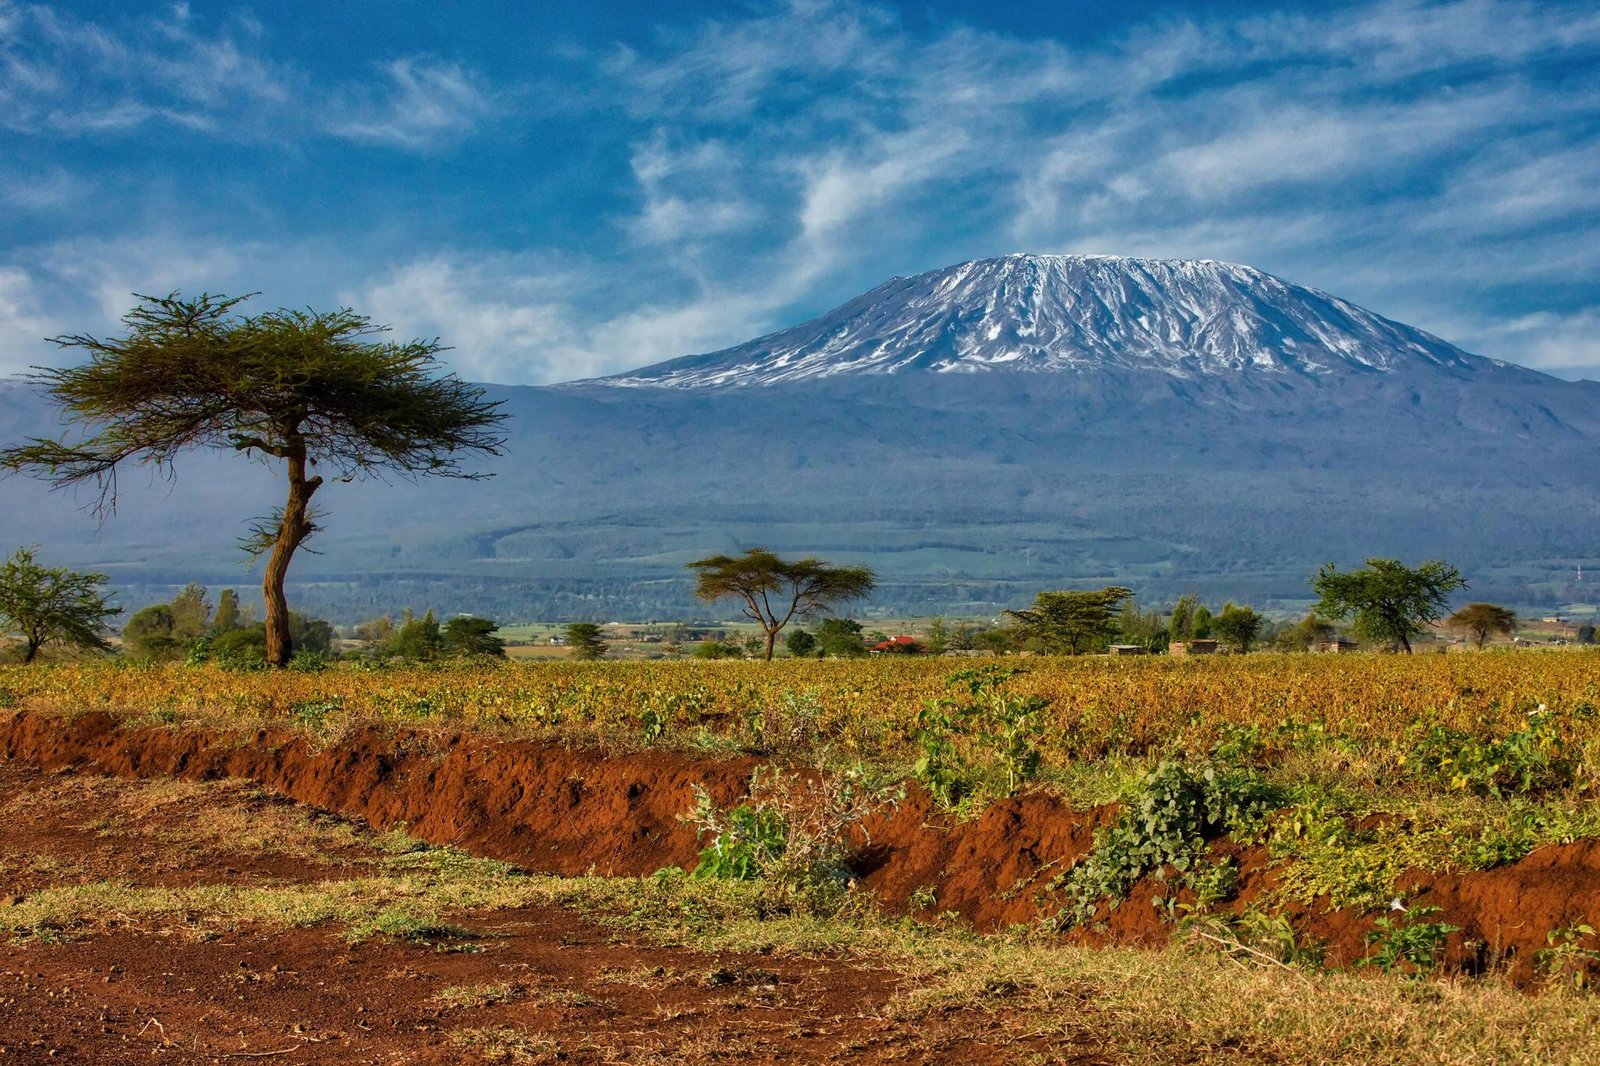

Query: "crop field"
left=3, top=651, right=1600, bottom=1063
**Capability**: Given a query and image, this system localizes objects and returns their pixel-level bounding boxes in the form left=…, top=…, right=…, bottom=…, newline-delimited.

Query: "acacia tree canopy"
left=1004, top=586, right=1132, bottom=655
left=1312, top=558, right=1465, bottom=654
left=1446, top=602, right=1517, bottom=649
left=688, top=548, right=875, bottom=661
left=0, top=547, right=120, bottom=663
left=0, top=293, right=507, bottom=667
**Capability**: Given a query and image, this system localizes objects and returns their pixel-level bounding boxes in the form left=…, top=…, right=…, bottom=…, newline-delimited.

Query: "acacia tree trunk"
left=763, top=628, right=777, bottom=661
left=262, top=439, right=321, bottom=668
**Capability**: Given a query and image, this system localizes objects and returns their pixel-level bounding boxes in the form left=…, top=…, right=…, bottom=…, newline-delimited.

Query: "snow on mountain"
left=586, top=254, right=1487, bottom=388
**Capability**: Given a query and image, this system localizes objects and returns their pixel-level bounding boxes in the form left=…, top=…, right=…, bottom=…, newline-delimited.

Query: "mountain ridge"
left=580, top=253, right=1512, bottom=390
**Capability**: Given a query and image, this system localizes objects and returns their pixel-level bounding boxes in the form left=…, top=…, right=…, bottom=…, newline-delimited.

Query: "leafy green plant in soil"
left=1055, top=759, right=1282, bottom=928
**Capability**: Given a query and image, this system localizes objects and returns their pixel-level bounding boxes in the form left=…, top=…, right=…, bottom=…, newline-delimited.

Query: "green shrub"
left=1056, top=760, right=1282, bottom=927
left=1364, top=906, right=1459, bottom=975
left=914, top=666, right=1049, bottom=808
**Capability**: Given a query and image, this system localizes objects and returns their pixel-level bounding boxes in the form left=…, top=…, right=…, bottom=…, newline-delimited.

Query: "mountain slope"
left=2, top=255, right=1597, bottom=621
left=588, top=254, right=1503, bottom=388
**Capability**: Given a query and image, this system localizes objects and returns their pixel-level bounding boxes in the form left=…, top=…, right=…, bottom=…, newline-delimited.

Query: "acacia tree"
left=1212, top=601, right=1265, bottom=653
left=0, top=548, right=120, bottom=663
left=1312, top=558, right=1465, bottom=654
left=1004, top=586, right=1132, bottom=655
left=1447, top=602, right=1516, bottom=649
left=1, top=293, right=506, bottom=666
left=688, top=548, right=875, bottom=661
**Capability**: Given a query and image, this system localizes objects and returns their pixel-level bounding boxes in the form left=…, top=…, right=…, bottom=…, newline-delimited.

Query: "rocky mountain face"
left=2, top=256, right=1597, bottom=621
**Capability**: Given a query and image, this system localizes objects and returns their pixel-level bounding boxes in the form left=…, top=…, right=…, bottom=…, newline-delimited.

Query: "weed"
left=1535, top=924, right=1600, bottom=990
left=345, top=908, right=480, bottom=948
left=1364, top=906, right=1460, bottom=976
left=914, top=666, right=1049, bottom=808
left=431, top=981, right=525, bottom=1008
left=1180, top=909, right=1323, bottom=969
left=679, top=764, right=901, bottom=915
left=1406, top=709, right=1576, bottom=797
left=1055, top=760, right=1281, bottom=927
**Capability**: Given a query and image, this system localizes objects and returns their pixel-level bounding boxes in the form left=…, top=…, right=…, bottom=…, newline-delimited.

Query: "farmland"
left=3, top=650, right=1600, bottom=1062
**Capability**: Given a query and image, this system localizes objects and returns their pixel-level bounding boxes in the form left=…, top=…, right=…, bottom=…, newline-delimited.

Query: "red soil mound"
left=5, top=709, right=1597, bottom=985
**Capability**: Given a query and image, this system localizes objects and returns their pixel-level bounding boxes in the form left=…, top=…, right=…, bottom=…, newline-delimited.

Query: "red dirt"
left=0, top=762, right=1097, bottom=1065
left=5, top=709, right=1599, bottom=986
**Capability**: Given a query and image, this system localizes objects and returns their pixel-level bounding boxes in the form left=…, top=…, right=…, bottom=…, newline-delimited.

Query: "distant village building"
left=870, top=635, right=923, bottom=654
left=1314, top=638, right=1360, bottom=653
left=1168, top=639, right=1218, bottom=656
left=1107, top=644, right=1148, bottom=656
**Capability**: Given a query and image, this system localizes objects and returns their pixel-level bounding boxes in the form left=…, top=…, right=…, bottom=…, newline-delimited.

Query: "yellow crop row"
left=4, top=650, right=1599, bottom=769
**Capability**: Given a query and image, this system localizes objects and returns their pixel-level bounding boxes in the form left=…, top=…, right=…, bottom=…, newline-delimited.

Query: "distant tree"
left=691, top=638, right=740, bottom=659
left=355, top=615, right=395, bottom=646
left=1168, top=594, right=1201, bottom=642
left=169, top=582, right=211, bottom=642
left=123, top=604, right=180, bottom=661
left=1276, top=613, right=1335, bottom=652
left=1212, top=601, right=1265, bottom=653
left=924, top=617, right=949, bottom=655
left=688, top=548, right=875, bottom=661
left=390, top=609, right=442, bottom=661
left=0, top=548, right=119, bottom=663
left=1579, top=624, right=1597, bottom=646
left=972, top=626, right=1017, bottom=654
left=0, top=292, right=506, bottom=667
left=441, top=616, right=505, bottom=658
left=1312, top=558, right=1466, bottom=654
left=1005, top=586, right=1133, bottom=655
left=947, top=623, right=977, bottom=651
left=1192, top=604, right=1214, bottom=639
left=204, top=612, right=333, bottom=665
left=1446, top=603, right=1517, bottom=649
left=1116, top=599, right=1168, bottom=651
left=211, top=588, right=242, bottom=634
left=814, top=617, right=867, bottom=658
left=565, top=622, right=607, bottom=660
left=783, top=628, right=817, bottom=657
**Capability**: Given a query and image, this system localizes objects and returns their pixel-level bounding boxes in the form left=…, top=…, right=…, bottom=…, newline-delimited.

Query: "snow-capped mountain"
left=589, top=254, right=1493, bottom=388
left=4, top=253, right=1599, bottom=620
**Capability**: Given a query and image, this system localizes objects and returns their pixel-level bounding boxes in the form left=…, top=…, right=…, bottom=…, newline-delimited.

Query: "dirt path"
left=0, top=764, right=1099, bottom=1065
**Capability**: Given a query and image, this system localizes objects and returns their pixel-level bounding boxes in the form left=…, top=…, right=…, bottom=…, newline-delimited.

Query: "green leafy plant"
left=914, top=666, right=1049, bottom=807
left=685, top=786, right=788, bottom=880
left=1364, top=906, right=1460, bottom=975
left=680, top=765, right=901, bottom=914
left=1056, top=760, right=1281, bottom=927
left=1535, top=924, right=1600, bottom=990
left=1406, top=709, right=1575, bottom=796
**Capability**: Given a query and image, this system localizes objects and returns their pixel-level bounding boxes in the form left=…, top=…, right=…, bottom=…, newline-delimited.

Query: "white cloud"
left=0, top=4, right=492, bottom=150
left=1457, top=308, right=1600, bottom=376
left=0, top=266, right=56, bottom=372
left=327, top=58, right=494, bottom=150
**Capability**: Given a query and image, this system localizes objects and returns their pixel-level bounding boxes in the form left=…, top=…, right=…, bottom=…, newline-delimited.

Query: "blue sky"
left=1, top=0, right=1597, bottom=383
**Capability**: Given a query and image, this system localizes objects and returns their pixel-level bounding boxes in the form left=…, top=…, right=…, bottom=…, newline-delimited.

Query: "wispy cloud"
left=0, top=0, right=1596, bottom=384
left=0, top=2, right=494, bottom=149
left=327, top=58, right=495, bottom=150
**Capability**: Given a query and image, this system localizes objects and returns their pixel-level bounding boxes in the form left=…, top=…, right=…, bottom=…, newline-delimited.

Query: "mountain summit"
left=591, top=254, right=1489, bottom=388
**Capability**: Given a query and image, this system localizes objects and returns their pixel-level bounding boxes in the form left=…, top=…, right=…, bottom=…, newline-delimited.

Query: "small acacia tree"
left=1446, top=602, right=1516, bottom=649
left=564, top=622, right=607, bottom=660
left=1312, top=558, right=1465, bottom=654
left=1004, top=586, right=1132, bottom=655
left=1212, top=601, right=1265, bottom=653
left=688, top=548, right=875, bottom=661
left=0, top=547, right=120, bottom=662
left=1, top=293, right=506, bottom=667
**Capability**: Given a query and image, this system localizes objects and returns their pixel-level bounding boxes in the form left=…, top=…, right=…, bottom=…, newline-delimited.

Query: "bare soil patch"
left=0, top=761, right=1091, bottom=1064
